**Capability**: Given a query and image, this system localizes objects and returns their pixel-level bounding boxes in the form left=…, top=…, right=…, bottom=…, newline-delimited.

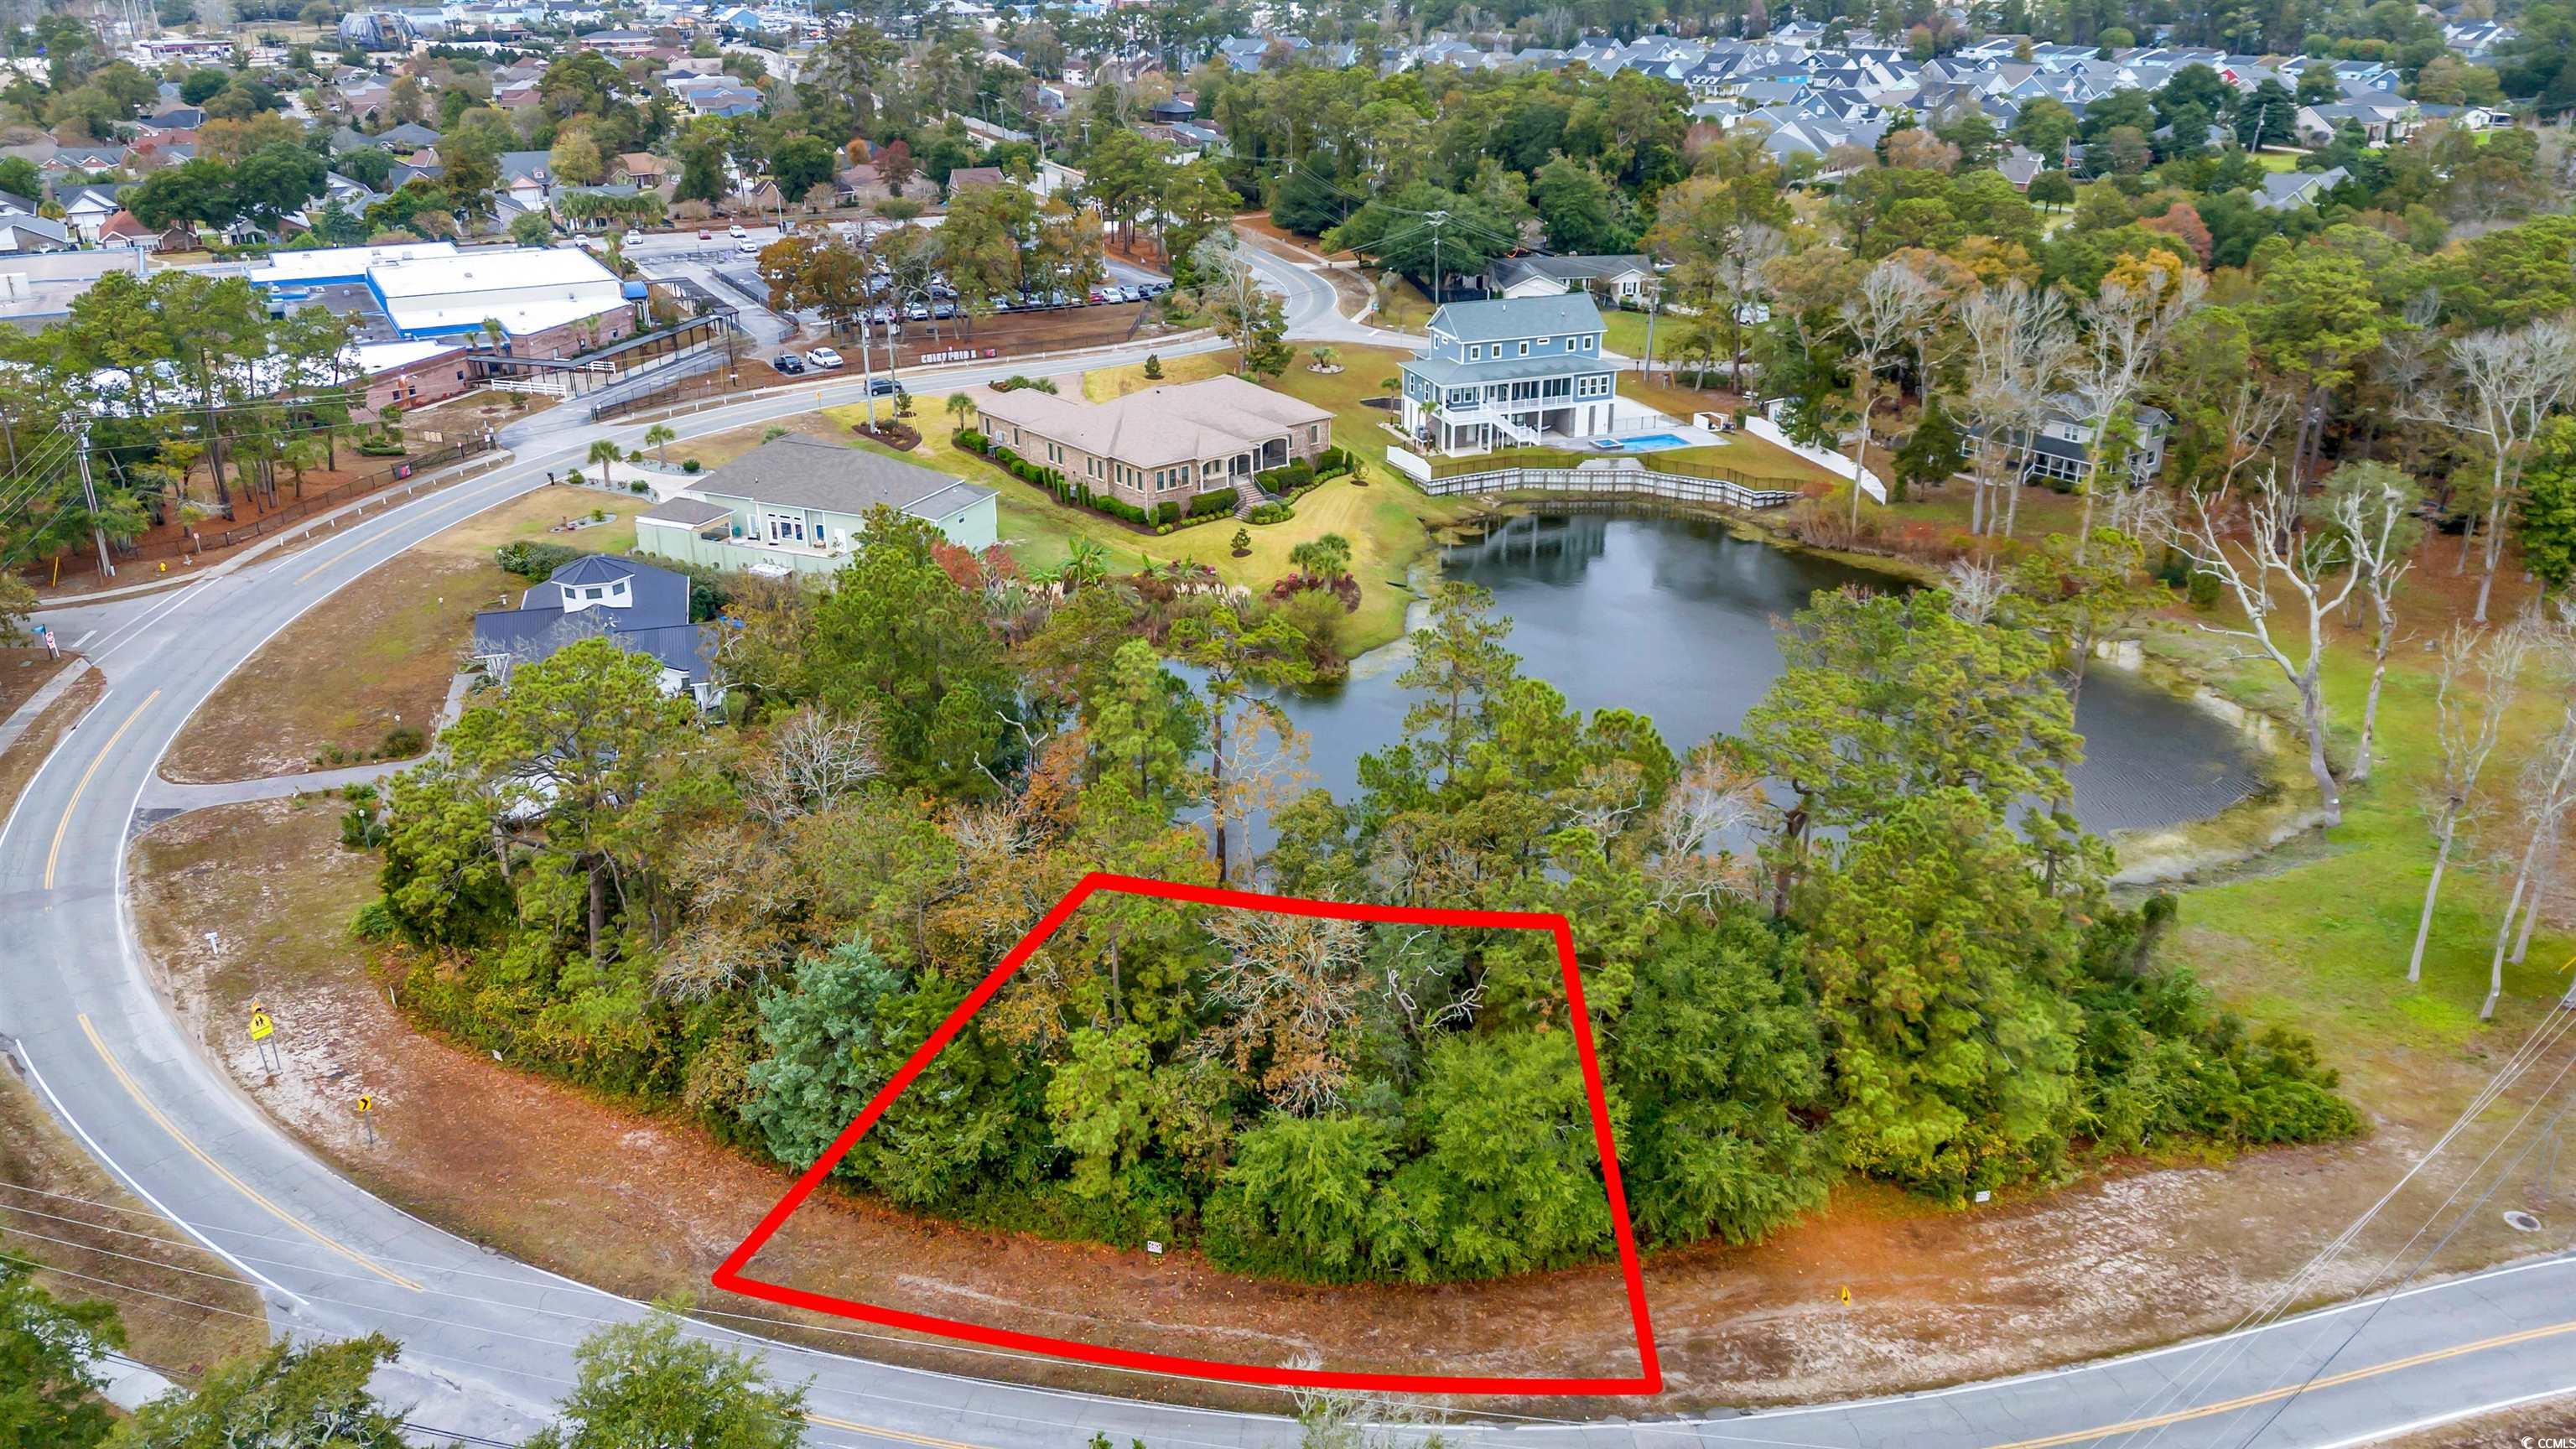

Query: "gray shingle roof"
left=1427, top=292, right=1606, bottom=344
left=699, top=436, right=983, bottom=516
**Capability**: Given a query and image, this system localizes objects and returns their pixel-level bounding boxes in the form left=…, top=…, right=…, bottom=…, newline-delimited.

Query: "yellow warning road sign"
left=1840, top=1285, right=1852, bottom=1305
left=247, top=1007, right=275, bottom=1041
left=355, top=1094, right=374, bottom=1114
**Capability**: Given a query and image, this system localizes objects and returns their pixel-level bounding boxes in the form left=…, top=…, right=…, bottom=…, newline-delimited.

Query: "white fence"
left=1415, top=460, right=1799, bottom=511
left=1748, top=410, right=1886, bottom=503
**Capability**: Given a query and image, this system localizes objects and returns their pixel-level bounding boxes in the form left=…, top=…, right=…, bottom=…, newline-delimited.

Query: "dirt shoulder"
left=158, top=487, right=640, bottom=785
left=127, top=792, right=2576, bottom=1418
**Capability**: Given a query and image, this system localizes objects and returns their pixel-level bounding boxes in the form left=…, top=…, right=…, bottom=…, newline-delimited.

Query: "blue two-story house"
left=1399, top=293, right=1625, bottom=454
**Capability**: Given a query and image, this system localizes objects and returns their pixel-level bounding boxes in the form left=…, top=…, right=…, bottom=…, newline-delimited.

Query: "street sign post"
left=247, top=1004, right=278, bottom=1073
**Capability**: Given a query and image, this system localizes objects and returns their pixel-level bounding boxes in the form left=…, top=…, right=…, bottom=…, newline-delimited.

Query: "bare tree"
left=2486, top=693, right=2576, bottom=1018
left=2325, top=465, right=2422, bottom=784
left=1944, top=555, right=2013, bottom=623
left=1644, top=749, right=1768, bottom=909
left=2073, top=259, right=2205, bottom=558
left=1837, top=258, right=1941, bottom=527
left=1712, top=221, right=1786, bottom=392
left=1202, top=910, right=1368, bottom=1114
left=2175, top=470, right=2365, bottom=825
left=2412, top=621, right=2532, bottom=982
left=742, top=706, right=883, bottom=824
left=2407, top=319, right=2576, bottom=622
left=1957, top=281, right=2076, bottom=538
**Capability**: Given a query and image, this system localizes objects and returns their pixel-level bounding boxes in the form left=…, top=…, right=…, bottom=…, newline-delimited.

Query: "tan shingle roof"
left=975, top=375, right=1332, bottom=469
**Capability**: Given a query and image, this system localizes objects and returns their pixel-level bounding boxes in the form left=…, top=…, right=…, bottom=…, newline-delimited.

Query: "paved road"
left=3, top=278, right=2573, bottom=1449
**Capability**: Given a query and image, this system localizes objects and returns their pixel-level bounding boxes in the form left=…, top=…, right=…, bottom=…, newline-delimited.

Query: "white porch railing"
left=1436, top=405, right=1541, bottom=446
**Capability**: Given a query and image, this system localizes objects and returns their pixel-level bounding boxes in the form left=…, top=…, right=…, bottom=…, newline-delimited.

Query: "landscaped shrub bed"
left=957, top=429, right=1236, bottom=536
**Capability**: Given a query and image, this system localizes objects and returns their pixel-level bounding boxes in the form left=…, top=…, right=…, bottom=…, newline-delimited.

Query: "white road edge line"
left=7, top=1037, right=306, bottom=1308
left=2303, top=1379, right=2576, bottom=1449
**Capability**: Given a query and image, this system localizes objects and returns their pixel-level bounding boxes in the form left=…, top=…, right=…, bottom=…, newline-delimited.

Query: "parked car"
left=905, top=301, right=931, bottom=320
left=868, top=377, right=906, bottom=397
left=728, top=223, right=749, bottom=239
left=1088, top=288, right=1112, bottom=304
left=736, top=239, right=760, bottom=255
left=771, top=352, right=806, bottom=374
left=931, top=300, right=958, bottom=319
left=806, top=346, right=844, bottom=369
left=698, top=228, right=713, bottom=240
left=621, top=229, right=643, bottom=246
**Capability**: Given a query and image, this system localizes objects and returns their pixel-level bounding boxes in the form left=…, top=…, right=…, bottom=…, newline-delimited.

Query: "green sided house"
left=635, top=436, right=998, bottom=577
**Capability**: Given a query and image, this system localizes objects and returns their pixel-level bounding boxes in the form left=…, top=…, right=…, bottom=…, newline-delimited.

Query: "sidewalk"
left=0, top=657, right=97, bottom=755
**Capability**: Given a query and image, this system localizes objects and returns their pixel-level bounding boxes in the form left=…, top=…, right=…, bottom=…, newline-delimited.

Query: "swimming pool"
left=1592, top=433, right=1692, bottom=452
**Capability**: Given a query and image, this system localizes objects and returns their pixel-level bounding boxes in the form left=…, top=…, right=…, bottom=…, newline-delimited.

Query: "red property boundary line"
left=712, top=870, right=1664, bottom=1396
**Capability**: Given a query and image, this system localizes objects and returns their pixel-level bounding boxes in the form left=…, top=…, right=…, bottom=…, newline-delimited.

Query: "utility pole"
left=1426, top=210, right=1446, bottom=310
left=64, top=420, right=112, bottom=579
left=1641, top=281, right=1663, bottom=384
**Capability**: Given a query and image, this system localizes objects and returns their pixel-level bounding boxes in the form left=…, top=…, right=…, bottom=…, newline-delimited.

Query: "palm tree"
left=945, top=392, right=976, bottom=434
left=644, top=423, right=677, bottom=464
left=1062, top=538, right=1110, bottom=589
left=585, top=437, right=622, bottom=489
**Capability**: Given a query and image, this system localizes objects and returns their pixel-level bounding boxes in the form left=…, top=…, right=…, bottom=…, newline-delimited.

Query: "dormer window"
left=1468, top=344, right=1482, bottom=360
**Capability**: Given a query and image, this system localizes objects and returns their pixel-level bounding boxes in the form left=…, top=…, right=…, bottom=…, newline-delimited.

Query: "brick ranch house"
left=972, top=375, right=1333, bottom=512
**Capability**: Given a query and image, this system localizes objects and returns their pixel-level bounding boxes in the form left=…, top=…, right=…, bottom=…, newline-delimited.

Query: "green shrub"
left=1189, top=488, right=1239, bottom=517
left=1155, top=501, right=1182, bottom=526
left=379, top=724, right=427, bottom=759
left=956, top=428, right=989, bottom=454
left=1247, top=501, right=1295, bottom=524
left=496, top=540, right=585, bottom=580
left=681, top=458, right=702, bottom=474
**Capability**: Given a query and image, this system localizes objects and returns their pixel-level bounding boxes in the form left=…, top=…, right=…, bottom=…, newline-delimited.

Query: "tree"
left=1168, top=605, right=1311, bottom=881
left=2174, top=470, right=2366, bottom=826
left=1742, top=586, right=2081, bottom=909
left=2412, top=620, right=2533, bottom=984
left=2246, top=244, right=2385, bottom=492
left=2407, top=319, right=2576, bottom=622
left=1893, top=394, right=1966, bottom=499
left=1530, top=156, right=1627, bottom=254
left=771, top=132, right=837, bottom=201
left=1187, top=232, right=1292, bottom=380
left=2319, top=462, right=2421, bottom=782
left=1957, top=279, right=2075, bottom=538
left=2070, top=254, right=2203, bottom=549
left=1611, top=912, right=1830, bottom=1245
left=2488, top=692, right=2576, bottom=1018
left=585, top=436, right=621, bottom=487
left=0, top=1250, right=122, bottom=1449
left=1795, top=788, right=2081, bottom=1197
left=527, top=1308, right=808, bottom=1449
left=2519, top=417, right=2576, bottom=591
left=120, top=1335, right=408, bottom=1448
left=509, top=210, right=554, bottom=247
left=644, top=423, right=677, bottom=464
left=1836, top=257, right=1941, bottom=527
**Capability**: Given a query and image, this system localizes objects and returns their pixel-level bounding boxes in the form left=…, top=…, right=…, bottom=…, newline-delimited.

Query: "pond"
left=1246, top=512, right=2263, bottom=838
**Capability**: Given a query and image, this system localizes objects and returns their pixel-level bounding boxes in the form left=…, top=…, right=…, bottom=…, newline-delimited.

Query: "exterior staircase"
left=1233, top=479, right=1275, bottom=519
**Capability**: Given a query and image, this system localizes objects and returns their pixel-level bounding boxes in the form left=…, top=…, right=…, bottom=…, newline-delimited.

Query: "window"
left=1518, top=340, right=1530, bottom=356
left=1468, top=344, right=1482, bottom=360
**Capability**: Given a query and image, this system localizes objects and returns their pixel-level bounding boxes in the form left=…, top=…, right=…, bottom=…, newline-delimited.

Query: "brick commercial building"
left=973, top=375, right=1334, bottom=512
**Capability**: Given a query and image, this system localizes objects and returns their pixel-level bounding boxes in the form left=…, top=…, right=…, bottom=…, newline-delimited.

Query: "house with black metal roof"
left=470, top=553, right=721, bottom=709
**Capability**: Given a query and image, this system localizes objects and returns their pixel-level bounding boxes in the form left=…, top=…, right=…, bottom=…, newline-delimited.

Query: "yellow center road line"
left=44, top=691, right=157, bottom=890
left=805, top=1413, right=983, bottom=1449
left=79, top=1015, right=423, bottom=1292
left=1984, top=1317, right=2576, bottom=1449
left=293, top=527, right=400, bottom=584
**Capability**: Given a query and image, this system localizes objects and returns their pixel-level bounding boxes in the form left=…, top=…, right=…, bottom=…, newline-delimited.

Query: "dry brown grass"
left=160, top=489, right=641, bottom=785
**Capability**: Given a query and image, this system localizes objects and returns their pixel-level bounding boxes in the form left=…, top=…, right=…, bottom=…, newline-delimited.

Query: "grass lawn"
left=2137, top=579, right=2576, bottom=1074
left=833, top=357, right=1474, bottom=655
left=1083, top=350, right=1237, bottom=400
left=2251, top=149, right=2303, bottom=172
left=1369, top=276, right=1438, bottom=332
left=162, top=488, right=641, bottom=783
